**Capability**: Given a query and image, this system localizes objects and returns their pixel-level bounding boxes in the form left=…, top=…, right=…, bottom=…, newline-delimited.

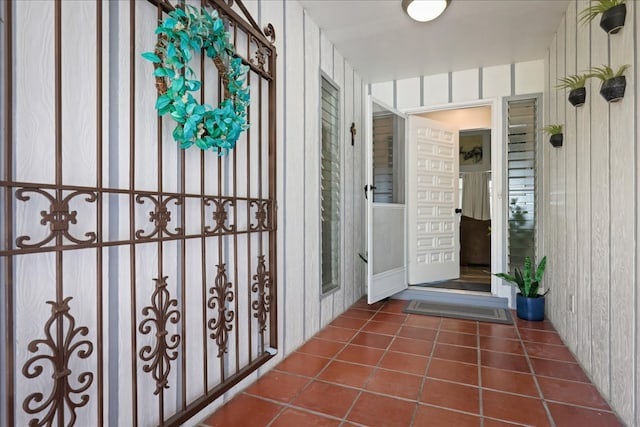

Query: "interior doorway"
left=413, top=105, right=493, bottom=293
left=366, top=97, right=511, bottom=304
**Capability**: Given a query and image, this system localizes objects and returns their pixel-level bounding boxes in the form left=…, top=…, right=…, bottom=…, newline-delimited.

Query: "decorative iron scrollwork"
left=252, top=44, right=271, bottom=73
left=263, top=23, right=276, bottom=44
left=251, top=255, right=271, bottom=333
left=139, top=276, right=181, bottom=395
left=135, top=195, right=183, bottom=239
left=204, top=197, right=235, bottom=234
left=249, top=199, right=271, bottom=231
left=22, top=297, right=94, bottom=426
left=15, top=189, right=98, bottom=248
left=207, top=264, right=235, bottom=357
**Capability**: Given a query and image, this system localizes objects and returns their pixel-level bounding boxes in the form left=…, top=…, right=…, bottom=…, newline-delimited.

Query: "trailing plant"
left=578, top=0, right=625, bottom=25
left=555, top=74, right=589, bottom=90
left=494, top=256, right=548, bottom=298
left=542, top=124, right=563, bottom=135
left=142, top=5, right=250, bottom=153
left=588, top=64, right=630, bottom=81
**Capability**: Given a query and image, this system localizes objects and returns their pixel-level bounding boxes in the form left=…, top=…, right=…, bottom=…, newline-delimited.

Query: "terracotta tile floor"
left=200, top=298, right=622, bottom=427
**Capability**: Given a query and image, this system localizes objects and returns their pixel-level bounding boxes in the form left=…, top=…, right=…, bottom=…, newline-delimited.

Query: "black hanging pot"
left=549, top=133, right=563, bottom=148
left=568, top=87, right=586, bottom=107
left=600, top=3, right=626, bottom=34
left=600, top=76, right=626, bottom=102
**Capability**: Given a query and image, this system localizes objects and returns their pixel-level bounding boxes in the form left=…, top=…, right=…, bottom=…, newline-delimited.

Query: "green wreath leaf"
left=156, top=94, right=172, bottom=110
left=141, top=52, right=162, bottom=63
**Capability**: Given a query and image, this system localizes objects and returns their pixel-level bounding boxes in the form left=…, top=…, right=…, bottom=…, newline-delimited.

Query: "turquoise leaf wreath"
left=142, top=5, right=250, bottom=153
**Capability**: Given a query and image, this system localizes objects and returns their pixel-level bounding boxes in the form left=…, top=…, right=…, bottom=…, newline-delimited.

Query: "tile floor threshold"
left=200, top=297, right=622, bottom=427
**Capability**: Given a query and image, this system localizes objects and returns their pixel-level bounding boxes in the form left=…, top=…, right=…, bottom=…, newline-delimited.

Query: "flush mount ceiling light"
left=402, top=0, right=450, bottom=22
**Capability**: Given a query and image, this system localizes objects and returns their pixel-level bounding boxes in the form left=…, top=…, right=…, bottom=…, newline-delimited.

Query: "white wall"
left=371, top=60, right=544, bottom=109
left=544, top=1, right=639, bottom=425
left=267, top=0, right=365, bottom=348
left=196, top=0, right=368, bottom=421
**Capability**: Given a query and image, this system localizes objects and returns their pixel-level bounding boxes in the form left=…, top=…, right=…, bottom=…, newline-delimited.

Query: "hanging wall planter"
left=543, top=125, right=563, bottom=148
left=549, top=134, right=563, bottom=148
left=579, top=0, right=627, bottom=35
left=556, top=74, right=589, bottom=107
left=600, top=76, right=626, bottom=102
left=589, top=64, right=630, bottom=103
left=600, top=3, right=627, bottom=34
left=568, top=87, right=587, bottom=106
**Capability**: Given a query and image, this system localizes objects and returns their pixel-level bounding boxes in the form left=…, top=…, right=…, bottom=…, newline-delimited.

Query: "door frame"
left=403, top=98, right=512, bottom=305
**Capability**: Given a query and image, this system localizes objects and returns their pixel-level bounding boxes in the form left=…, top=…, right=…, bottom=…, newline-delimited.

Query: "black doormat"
left=420, top=281, right=490, bottom=292
left=403, top=300, right=513, bottom=324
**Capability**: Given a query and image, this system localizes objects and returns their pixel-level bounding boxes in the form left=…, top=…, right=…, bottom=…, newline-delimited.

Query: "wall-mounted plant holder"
left=549, top=134, right=563, bottom=148
left=579, top=0, right=627, bottom=35
left=568, top=87, right=587, bottom=107
left=600, top=3, right=626, bottom=34
left=556, top=74, right=588, bottom=107
left=600, top=76, right=626, bottom=102
left=589, top=64, right=630, bottom=103
left=543, top=125, right=563, bottom=148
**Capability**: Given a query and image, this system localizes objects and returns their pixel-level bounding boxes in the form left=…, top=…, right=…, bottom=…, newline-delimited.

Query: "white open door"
left=407, top=115, right=460, bottom=285
left=365, top=98, right=407, bottom=303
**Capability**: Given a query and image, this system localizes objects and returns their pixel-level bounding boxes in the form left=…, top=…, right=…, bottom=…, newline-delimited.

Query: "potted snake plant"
left=494, top=256, right=548, bottom=321
left=556, top=74, right=589, bottom=107
left=579, top=0, right=627, bottom=34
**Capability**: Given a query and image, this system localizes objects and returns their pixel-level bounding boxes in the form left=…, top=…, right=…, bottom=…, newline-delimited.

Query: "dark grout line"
left=541, top=398, right=617, bottom=413
left=514, top=317, right=557, bottom=427
left=411, top=314, right=441, bottom=426
left=476, top=321, right=484, bottom=427
left=253, top=392, right=346, bottom=427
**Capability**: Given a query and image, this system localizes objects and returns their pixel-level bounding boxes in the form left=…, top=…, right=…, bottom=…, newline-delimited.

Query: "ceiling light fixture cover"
left=402, top=0, right=450, bottom=22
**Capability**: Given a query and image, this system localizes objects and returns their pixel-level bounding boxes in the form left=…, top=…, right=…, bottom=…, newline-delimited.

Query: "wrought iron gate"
left=1, top=0, right=277, bottom=425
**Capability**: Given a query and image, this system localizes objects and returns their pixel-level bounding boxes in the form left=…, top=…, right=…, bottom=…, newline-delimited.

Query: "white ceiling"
left=297, top=0, right=570, bottom=83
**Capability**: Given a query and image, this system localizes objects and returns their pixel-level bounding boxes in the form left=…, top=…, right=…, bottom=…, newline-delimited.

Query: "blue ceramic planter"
left=516, top=294, right=545, bottom=321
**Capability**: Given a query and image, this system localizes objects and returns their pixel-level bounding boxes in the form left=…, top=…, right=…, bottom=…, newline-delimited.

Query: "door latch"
left=364, top=184, right=377, bottom=199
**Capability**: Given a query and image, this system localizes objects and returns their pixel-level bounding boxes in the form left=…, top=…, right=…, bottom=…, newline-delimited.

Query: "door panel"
left=372, top=205, right=405, bottom=274
left=408, top=116, right=460, bottom=284
left=366, top=98, right=407, bottom=303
